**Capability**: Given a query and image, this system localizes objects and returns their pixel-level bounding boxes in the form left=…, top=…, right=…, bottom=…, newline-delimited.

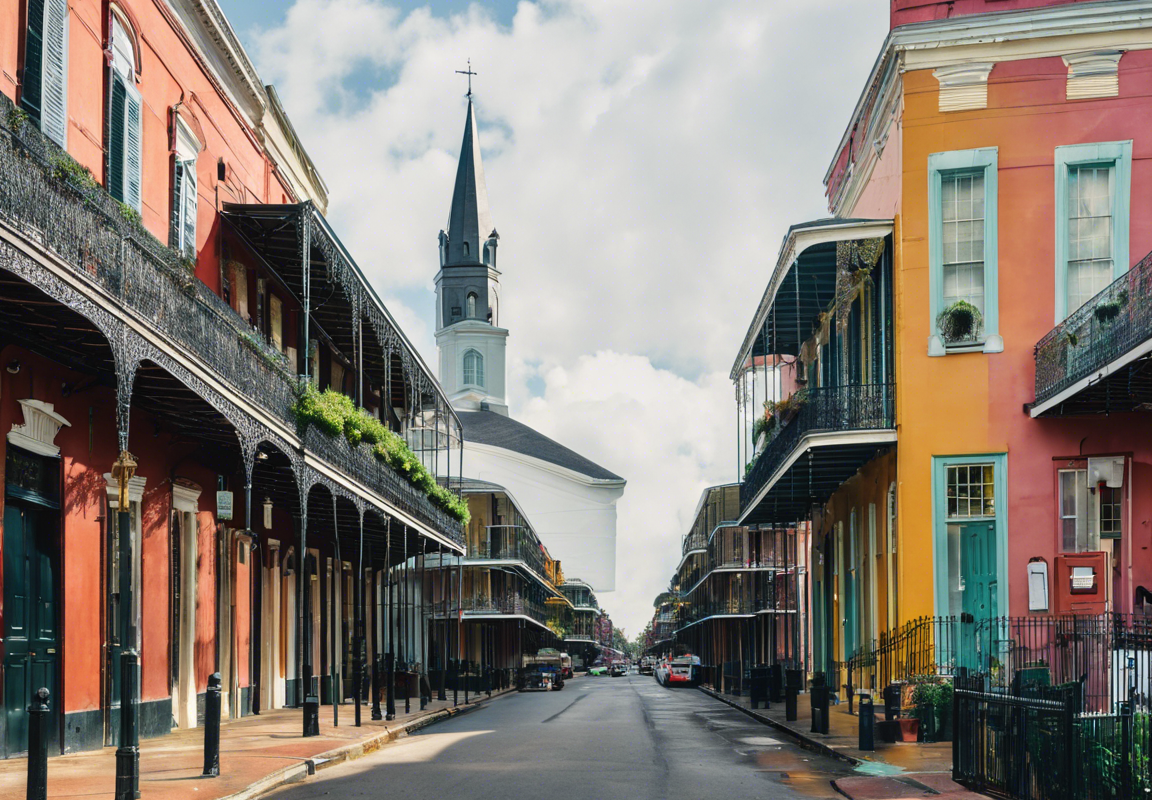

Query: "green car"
left=588, top=666, right=608, bottom=676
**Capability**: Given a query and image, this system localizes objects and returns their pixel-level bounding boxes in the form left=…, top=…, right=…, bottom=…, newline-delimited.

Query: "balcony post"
left=354, top=513, right=363, bottom=727
left=299, top=206, right=312, bottom=383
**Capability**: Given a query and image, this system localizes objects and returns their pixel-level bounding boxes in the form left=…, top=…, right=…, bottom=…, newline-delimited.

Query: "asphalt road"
left=270, top=673, right=857, bottom=799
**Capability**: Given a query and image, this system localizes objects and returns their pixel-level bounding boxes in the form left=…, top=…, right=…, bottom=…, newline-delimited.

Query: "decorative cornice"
left=933, top=62, right=995, bottom=112
left=1064, top=50, right=1124, bottom=99
left=172, top=482, right=202, bottom=513
left=104, top=473, right=148, bottom=506
left=7, top=399, right=71, bottom=457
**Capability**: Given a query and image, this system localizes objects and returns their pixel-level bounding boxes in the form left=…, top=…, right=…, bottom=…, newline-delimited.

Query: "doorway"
left=3, top=446, right=61, bottom=758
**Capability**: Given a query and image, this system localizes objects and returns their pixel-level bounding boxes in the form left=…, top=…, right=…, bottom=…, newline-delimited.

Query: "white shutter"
left=39, top=0, right=68, bottom=147
left=181, top=160, right=197, bottom=257
left=124, top=83, right=143, bottom=212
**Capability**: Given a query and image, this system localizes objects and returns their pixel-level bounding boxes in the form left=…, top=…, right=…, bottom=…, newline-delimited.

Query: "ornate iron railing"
left=461, top=593, right=549, bottom=625
left=465, top=525, right=552, bottom=585
left=741, top=383, right=895, bottom=511
left=0, top=95, right=461, bottom=543
left=682, top=530, right=706, bottom=557
left=1034, top=249, right=1152, bottom=407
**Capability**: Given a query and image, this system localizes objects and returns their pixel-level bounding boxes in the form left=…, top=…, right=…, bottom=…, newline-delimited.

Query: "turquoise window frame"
left=931, top=453, right=1008, bottom=621
left=927, top=148, right=1000, bottom=356
left=1053, top=140, right=1132, bottom=323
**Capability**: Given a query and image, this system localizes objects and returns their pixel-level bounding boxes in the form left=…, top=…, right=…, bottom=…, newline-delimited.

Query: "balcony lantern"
left=263, top=497, right=273, bottom=529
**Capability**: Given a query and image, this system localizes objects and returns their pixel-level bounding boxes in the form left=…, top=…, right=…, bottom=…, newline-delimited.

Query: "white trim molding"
left=1064, top=50, right=1124, bottom=99
left=934, top=63, right=996, bottom=112
left=104, top=473, right=148, bottom=506
left=7, top=399, right=71, bottom=457
left=172, top=482, right=203, bottom=514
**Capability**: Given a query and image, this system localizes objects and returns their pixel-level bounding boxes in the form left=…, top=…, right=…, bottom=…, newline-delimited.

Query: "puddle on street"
left=752, top=747, right=854, bottom=797
left=853, top=760, right=906, bottom=777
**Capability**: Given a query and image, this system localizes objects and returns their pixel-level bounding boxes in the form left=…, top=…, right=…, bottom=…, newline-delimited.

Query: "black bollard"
left=785, top=669, right=801, bottom=722
left=202, top=673, right=221, bottom=777
left=27, top=687, right=49, bottom=800
left=452, top=659, right=458, bottom=707
left=385, top=653, right=396, bottom=721
left=464, top=661, right=469, bottom=705
left=810, top=672, right=829, bottom=735
left=859, top=693, right=875, bottom=751
left=114, top=651, right=140, bottom=800
left=303, top=692, right=320, bottom=737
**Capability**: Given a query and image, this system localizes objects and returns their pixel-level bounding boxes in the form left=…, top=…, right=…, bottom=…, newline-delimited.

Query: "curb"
left=697, top=686, right=862, bottom=767
left=218, top=693, right=507, bottom=800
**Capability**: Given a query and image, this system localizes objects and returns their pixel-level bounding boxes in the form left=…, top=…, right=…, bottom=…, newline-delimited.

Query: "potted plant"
left=911, top=681, right=941, bottom=742
left=936, top=300, right=983, bottom=344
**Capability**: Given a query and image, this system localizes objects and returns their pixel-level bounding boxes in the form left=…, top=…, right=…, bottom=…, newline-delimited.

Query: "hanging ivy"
left=292, top=384, right=470, bottom=525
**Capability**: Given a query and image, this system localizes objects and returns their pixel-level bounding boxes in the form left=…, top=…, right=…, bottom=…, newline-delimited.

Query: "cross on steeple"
left=455, top=59, right=477, bottom=98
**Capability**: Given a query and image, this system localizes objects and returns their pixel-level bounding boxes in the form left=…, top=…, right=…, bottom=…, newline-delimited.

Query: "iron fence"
left=845, top=616, right=960, bottom=694
left=0, top=94, right=462, bottom=543
left=1034, top=247, right=1152, bottom=406
left=741, top=383, right=895, bottom=511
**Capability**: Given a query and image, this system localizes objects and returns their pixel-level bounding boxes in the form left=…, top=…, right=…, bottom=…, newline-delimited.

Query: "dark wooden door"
left=3, top=501, right=59, bottom=756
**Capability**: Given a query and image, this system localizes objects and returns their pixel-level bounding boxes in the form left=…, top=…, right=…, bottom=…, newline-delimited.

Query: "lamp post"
left=112, top=450, right=139, bottom=800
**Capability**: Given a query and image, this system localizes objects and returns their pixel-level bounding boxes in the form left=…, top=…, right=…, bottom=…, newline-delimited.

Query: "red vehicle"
left=662, top=655, right=701, bottom=687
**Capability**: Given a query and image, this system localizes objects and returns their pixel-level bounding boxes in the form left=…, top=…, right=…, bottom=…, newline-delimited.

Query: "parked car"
left=639, top=661, right=654, bottom=676
left=610, top=664, right=625, bottom=677
left=588, top=666, right=608, bottom=676
left=519, top=648, right=566, bottom=691
left=662, top=655, right=702, bottom=688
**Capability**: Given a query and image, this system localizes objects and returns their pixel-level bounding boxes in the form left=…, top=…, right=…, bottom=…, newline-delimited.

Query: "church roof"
left=445, top=100, right=493, bottom=265
left=458, top=411, right=624, bottom=483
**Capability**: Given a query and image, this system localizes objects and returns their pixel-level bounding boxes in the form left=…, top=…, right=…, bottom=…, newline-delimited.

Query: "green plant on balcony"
left=1094, top=297, right=1125, bottom=324
left=936, top=300, right=983, bottom=344
left=6, top=105, right=30, bottom=131
left=774, top=391, right=807, bottom=420
left=752, top=411, right=775, bottom=443
left=292, top=384, right=470, bottom=525
left=48, top=152, right=98, bottom=194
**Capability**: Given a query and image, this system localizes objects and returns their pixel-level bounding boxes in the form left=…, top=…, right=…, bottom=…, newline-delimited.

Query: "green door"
left=3, top=502, right=59, bottom=757
left=958, top=521, right=996, bottom=671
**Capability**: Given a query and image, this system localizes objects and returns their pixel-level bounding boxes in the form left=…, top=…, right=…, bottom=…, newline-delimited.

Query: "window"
left=1054, top=142, right=1132, bottom=321
left=941, top=172, right=985, bottom=340
left=928, top=148, right=1000, bottom=355
left=463, top=349, right=484, bottom=387
left=946, top=464, right=995, bottom=518
left=20, top=0, right=68, bottom=146
left=171, top=118, right=198, bottom=258
left=1058, top=459, right=1125, bottom=552
left=466, top=293, right=477, bottom=319
left=108, top=15, right=142, bottom=212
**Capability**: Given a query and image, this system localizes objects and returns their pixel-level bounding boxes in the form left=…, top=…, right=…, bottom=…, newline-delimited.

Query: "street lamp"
left=111, top=450, right=139, bottom=800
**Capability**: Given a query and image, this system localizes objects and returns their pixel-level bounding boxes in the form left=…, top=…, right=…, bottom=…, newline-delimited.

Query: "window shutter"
left=39, top=0, right=68, bottom=147
left=107, top=77, right=126, bottom=203
left=21, top=0, right=45, bottom=124
left=182, top=160, right=197, bottom=257
left=124, top=84, right=143, bottom=212
left=169, top=160, right=183, bottom=248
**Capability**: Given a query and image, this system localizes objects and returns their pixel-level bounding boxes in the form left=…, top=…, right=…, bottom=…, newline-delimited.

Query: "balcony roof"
left=730, top=218, right=893, bottom=380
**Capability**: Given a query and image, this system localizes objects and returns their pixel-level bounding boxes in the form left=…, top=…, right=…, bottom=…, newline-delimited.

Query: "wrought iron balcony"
left=465, top=525, right=553, bottom=586
left=461, top=593, right=549, bottom=626
left=741, top=383, right=895, bottom=519
left=0, top=95, right=462, bottom=544
left=1032, top=250, right=1152, bottom=415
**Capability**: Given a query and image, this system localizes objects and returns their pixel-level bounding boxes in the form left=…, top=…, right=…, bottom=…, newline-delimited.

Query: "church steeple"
left=435, top=94, right=509, bottom=416
left=444, top=100, right=494, bottom=266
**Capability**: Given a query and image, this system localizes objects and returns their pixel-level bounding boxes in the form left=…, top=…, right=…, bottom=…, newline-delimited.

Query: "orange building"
left=0, top=0, right=464, bottom=758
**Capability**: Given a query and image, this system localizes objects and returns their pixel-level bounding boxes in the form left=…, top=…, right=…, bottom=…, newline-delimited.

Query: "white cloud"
left=250, top=0, right=886, bottom=634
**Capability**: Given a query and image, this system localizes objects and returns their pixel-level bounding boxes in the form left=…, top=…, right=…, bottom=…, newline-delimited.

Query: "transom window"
left=941, top=172, right=986, bottom=337
left=463, top=348, right=484, bottom=387
left=1058, top=463, right=1124, bottom=552
left=1066, top=165, right=1114, bottom=314
left=946, top=464, right=995, bottom=518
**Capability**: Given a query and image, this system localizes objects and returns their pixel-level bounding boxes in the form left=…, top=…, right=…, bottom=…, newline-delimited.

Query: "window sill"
left=928, top=334, right=1003, bottom=356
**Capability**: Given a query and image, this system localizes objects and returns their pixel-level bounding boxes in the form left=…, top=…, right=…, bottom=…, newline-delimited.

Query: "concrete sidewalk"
left=0, top=690, right=509, bottom=800
left=698, top=686, right=984, bottom=799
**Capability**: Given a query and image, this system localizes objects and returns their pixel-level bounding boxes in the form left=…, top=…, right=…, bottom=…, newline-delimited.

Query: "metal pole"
left=202, top=673, right=221, bottom=776
left=354, top=517, right=363, bottom=727
left=404, top=532, right=411, bottom=714
left=114, top=495, right=139, bottom=800
left=438, top=542, right=448, bottom=702
left=26, top=688, right=49, bottom=800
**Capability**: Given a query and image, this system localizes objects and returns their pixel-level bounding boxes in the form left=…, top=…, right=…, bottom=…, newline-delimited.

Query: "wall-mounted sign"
left=217, top=490, right=233, bottom=521
left=1071, top=566, right=1095, bottom=593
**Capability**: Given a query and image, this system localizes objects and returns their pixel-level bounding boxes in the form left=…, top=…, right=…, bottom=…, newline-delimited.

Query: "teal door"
left=958, top=521, right=997, bottom=671
left=3, top=502, right=60, bottom=757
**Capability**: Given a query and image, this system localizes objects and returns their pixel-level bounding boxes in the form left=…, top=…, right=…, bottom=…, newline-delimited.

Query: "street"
left=269, top=676, right=855, bottom=800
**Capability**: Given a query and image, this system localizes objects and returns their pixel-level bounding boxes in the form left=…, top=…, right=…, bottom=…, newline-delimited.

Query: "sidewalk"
left=0, top=690, right=507, bottom=800
left=698, top=686, right=985, bottom=799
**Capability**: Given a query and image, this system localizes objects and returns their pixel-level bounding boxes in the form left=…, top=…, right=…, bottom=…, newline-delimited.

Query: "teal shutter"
left=39, top=0, right=67, bottom=146
left=169, top=160, right=183, bottom=248
left=124, top=83, right=142, bottom=212
left=181, top=161, right=196, bottom=257
left=21, top=0, right=45, bottom=124
left=107, top=76, right=126, bottom=203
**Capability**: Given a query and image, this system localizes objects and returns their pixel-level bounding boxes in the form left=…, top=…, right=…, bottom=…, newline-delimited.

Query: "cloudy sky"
left=218, top=0, right=887, bottom=637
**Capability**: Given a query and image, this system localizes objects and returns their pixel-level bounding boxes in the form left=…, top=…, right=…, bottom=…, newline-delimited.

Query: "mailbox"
left=1027, top=560, right=1049, bottom=612
left=1053, top=551, right=1108, bottom=614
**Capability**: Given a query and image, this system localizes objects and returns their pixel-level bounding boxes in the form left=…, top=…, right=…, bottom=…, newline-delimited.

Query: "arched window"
left=466, top=292, right=477, bottom=319
left=463, top=349, right=484, bottom=388
left=108, top=13, right=142, bottom=211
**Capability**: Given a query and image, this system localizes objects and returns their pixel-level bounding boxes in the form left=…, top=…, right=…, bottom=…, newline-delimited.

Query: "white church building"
left=434, top=98, right=625, bottom=592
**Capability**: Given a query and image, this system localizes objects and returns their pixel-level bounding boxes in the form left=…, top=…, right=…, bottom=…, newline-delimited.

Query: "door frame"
left=931, top=454, right=1009, bottom=622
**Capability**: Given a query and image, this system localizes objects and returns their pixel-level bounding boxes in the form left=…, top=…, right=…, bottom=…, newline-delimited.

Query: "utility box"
left=1054, top=551, right=1109, bottom=614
